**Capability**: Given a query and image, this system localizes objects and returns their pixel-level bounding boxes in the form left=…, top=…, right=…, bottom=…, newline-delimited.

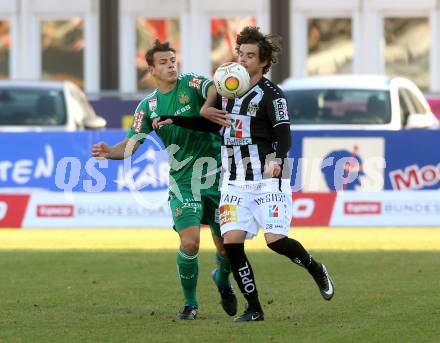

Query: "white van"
left=280, top=75, right=439, bottom=130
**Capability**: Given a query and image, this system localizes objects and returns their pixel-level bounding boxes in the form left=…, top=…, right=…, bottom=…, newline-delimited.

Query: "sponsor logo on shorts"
left=230, top=182, right=265, bottom=192
left=254, top=193, right=286, bottom=205
left=182, top=199, right=201, bottom=213
left=175, top=207, right=182, bottom=217
left=268, top=204, right=279, bottom=218
left=219, top=204, right=237, bottom=226
left=221, top=194, right=243, bottom=205
left=214, top=208, right=220, bottom=224
left=266, top=221, right=285, bottom=231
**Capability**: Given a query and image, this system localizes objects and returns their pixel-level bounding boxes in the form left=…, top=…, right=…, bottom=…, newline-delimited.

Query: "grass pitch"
left=0, top=228, right=439, bottom=342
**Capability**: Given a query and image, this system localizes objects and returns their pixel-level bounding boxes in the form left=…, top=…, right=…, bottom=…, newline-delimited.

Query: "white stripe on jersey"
left=221, top=145, right=231, bottom=180
left=233, top=146, right=245, bottom=181
left=248, top=144, right=262, bottom=181
left=230, top=85, right=264, bottom=116
left=201, top=79, right=210, bottom=98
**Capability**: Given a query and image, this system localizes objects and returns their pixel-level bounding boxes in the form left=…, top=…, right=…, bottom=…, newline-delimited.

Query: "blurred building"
left=0, top=0, right=439, bottom=93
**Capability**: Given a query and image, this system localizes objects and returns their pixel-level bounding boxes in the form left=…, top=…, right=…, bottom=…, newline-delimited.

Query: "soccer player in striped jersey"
left=159, top=27, right=335, bottom=322
left=91, top=40, right=236, bottom=320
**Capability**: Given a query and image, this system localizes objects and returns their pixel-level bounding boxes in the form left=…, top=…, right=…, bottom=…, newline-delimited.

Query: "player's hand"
left=152, top=118, right=173, bottom=129
left=201, top=107, right=230, bottom=127
left=91, top=141, right=112, bottom=159
left=265, top=161, right=282, bottom=177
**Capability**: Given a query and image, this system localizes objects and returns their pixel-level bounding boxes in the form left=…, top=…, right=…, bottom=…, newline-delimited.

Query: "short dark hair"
left=144, top=39, right=176, bottom=66
left=235, top=26, right=282, bottom=75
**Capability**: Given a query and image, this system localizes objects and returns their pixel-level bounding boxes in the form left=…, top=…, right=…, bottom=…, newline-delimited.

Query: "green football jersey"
left=127, top=73, right=221, bottom=191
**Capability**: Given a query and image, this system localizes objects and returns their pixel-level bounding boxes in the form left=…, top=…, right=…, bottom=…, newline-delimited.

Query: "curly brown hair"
left=145, top=39, right=176, bottom=66
left=235, top=26, right=282, bottom=75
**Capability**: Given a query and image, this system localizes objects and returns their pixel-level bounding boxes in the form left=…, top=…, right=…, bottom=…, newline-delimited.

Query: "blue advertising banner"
left=1, top=130, right=439, bottom=192
left=0, top=130, right=168, bottom=193
left=289, top=130, right=440, bottom=191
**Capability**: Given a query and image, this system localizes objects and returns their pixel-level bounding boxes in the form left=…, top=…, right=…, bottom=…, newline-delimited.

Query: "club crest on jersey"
left=132, top=109, right=145, bottom=133
left=268, top=204, right=279, bottom=218
left=273, top=98, right=289, bottom=121
left=178, top=91, right=189, bottom=105
left=148, top=98, right=157, bottom=111
left=189, top=77, right=202, bottom=89
left=248, top=102, right=259, bottom=115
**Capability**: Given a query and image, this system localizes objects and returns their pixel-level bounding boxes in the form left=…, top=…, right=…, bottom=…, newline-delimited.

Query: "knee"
left=267, top=237, right=288, bottom=254
left=223, top=242, right=245, bottom=258
left=181, top=238, right=200, bottom=255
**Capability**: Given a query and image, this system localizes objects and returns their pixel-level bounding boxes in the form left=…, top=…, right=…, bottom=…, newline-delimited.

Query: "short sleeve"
left=126, top=100, right=152, bottom=144
left=267, top=92, right=291, bottom=128
left=183, top=73, right=213, bottom=100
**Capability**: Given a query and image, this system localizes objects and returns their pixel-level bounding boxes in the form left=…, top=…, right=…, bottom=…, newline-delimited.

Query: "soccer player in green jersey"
left=91, top=40, right=237, bottom=320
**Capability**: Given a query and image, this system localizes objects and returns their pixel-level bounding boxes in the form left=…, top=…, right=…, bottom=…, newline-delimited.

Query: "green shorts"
left=169, top=187, right=221, bottom=237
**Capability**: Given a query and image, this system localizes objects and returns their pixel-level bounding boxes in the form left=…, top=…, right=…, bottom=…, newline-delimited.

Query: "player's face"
left=237, top=44, right=268, bottom=78
left=150, top=51, right=178, bottom=84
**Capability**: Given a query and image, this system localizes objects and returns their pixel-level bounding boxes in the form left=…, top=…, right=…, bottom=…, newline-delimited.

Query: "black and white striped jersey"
left=217, top=77, right=291, bottom=182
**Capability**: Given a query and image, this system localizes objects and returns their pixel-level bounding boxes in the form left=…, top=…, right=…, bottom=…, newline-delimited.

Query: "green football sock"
left=176, top=249, right=199, bottom=306
left=215, top=253, right=231, bottom=289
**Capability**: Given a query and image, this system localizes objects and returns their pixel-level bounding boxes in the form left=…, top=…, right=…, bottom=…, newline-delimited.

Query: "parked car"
left=280, top=75, right=439, bottom=130
left=0, top=80, right=106, bottom=131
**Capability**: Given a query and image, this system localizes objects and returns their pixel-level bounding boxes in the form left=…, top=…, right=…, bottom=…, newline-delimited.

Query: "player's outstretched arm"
left=91, top=138, right=140, bottom=160
left=200, top=85, right=230, bottom=127
left=153, top=115, right=222, bottom=133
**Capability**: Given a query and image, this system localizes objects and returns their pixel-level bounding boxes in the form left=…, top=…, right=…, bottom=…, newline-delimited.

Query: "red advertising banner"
left=291, top=192, right=337, bottom=226
left=0, top=194, right=30, bottom=228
